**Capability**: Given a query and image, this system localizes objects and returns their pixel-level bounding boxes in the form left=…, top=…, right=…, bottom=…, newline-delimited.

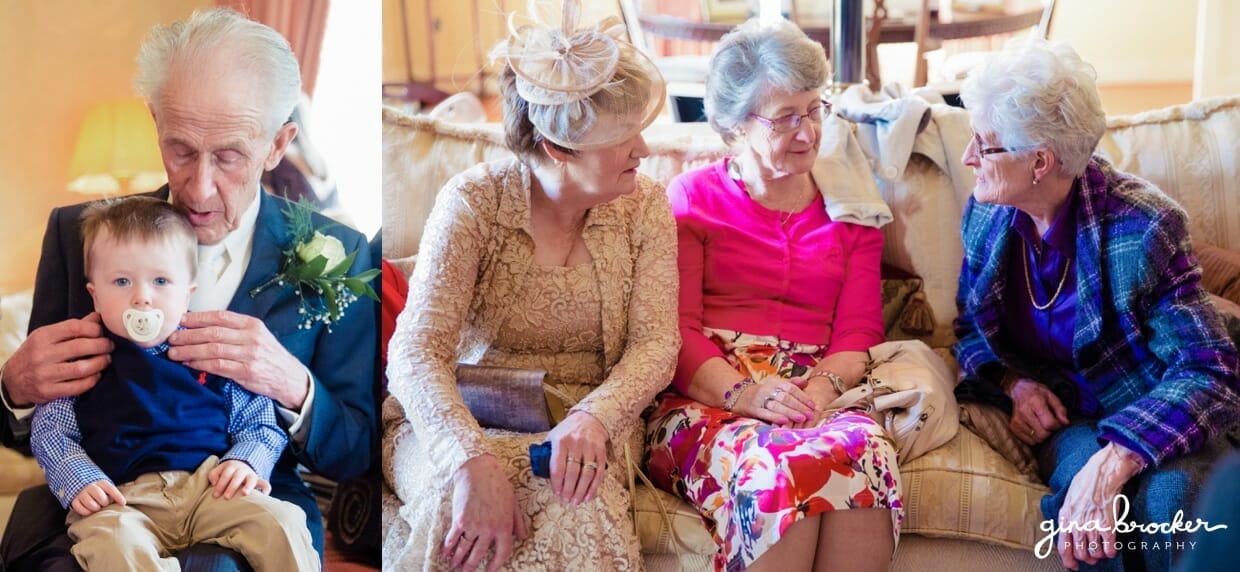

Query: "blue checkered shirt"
left=29, top=342, right=286, bottom=508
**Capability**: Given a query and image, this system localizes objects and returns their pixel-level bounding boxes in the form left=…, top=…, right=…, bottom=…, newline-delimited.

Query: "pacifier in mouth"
left=122, top=308, right=165, bottom=343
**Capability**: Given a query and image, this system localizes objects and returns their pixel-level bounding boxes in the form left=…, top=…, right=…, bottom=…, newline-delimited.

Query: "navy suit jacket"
left=4, top=187, right=376, bottom=493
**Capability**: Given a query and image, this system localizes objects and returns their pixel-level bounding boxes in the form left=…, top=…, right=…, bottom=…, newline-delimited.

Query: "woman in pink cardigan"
left=645, top=20, right=900, bottom=571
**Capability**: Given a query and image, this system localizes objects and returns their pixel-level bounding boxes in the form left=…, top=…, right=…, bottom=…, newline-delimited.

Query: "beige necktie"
left=198, top=246, right=228, bottom=286
left=190, top=246, right=230, bottom=311
left=213, top=249, right=231, bottom=283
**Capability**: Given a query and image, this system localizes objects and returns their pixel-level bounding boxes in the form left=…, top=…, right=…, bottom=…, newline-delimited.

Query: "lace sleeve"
left=570, top=178, right=680, bottom=443
left=387, top=171, right=492, bottom=476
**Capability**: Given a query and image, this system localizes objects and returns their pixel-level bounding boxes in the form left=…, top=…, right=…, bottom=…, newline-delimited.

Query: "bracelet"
left=807, top=371, right=847, bottom=394
left=722, top=377, right=756, bottom=411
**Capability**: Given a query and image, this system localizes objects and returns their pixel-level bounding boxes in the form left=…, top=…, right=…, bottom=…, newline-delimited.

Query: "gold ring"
left=566, top=456, right=581, bottom=464
left=583, top=462, right=599, bottom=470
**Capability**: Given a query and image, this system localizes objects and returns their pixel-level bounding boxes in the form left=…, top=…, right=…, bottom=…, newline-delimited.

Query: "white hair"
left=704, top=19, right=829, bottom=145
left=134, top=8, right=301, bottom=136
left=960, top=38, right=1105, bottom=176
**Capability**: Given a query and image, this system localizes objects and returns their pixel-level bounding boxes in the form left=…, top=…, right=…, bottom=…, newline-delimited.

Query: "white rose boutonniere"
left=297, top=231, right=348, bottom=270
left=250, top=199, right=379, bottom=332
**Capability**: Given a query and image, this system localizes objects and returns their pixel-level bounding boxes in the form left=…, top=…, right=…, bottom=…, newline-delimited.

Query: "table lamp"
left=67, top=98, right=167, bottom=196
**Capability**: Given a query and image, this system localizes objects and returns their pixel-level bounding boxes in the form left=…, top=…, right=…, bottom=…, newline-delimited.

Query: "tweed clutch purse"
left=456, top=364, right=552, bottom=433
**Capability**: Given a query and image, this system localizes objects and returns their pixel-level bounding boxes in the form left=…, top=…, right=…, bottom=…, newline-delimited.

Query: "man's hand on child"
left=71, top=480, right=126, bottom=517
left=208, top=460, right=271, bottom=499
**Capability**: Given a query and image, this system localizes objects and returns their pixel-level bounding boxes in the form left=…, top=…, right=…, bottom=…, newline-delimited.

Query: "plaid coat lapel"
left=1069, top=164, right=1109, bottom=363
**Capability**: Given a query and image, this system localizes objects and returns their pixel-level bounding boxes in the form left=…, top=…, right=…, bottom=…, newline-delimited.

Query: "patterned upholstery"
left=1099, top=96, right=1240, bottom=252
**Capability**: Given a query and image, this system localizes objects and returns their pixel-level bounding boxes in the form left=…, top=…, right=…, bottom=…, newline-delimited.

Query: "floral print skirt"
left=645, top=329, right=903, bottom=570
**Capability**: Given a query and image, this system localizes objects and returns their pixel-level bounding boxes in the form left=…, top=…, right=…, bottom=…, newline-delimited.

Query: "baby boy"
left=30, top=197, right=318, bottom=571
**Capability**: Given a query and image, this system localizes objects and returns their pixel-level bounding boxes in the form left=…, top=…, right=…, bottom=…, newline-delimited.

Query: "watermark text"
left=1034, top=494, right=1227, bottom=559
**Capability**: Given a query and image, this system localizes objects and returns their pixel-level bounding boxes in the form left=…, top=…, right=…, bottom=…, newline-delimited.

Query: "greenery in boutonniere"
left=250, top=199, right=379, bottom=332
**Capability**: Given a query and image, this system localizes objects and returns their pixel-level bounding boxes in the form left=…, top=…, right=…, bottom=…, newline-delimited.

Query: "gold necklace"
left=729, top=159, right=801, bottom=227
left=1019, top=235, right=1071, bottom=311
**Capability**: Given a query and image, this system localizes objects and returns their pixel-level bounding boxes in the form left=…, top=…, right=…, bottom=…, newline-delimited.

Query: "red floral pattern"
left=646, top=329, right=903, bottom=570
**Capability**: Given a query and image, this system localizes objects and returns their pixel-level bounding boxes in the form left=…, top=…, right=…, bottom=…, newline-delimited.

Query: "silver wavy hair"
left=960, top=38, right=1105, bottom=176
left=134, top=8, right=301, bottom=137
left=704, top=19, right=829, bottom=145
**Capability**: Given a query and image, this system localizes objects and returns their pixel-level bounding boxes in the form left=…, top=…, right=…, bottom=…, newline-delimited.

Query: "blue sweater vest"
left=75, top=332, right=230, bottom=485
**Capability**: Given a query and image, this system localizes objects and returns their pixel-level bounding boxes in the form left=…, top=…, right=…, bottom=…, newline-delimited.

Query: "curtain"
left=217, top=0, right=330, bottom=97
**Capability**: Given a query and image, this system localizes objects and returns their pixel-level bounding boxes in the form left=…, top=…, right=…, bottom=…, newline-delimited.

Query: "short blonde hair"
left=81, top=197, right=198, bottom=279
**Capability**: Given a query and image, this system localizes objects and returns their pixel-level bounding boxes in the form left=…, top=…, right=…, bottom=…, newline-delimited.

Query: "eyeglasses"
left=970, top=131, right=1034, bottom=158
left=748, top=100, right=831, bottom=134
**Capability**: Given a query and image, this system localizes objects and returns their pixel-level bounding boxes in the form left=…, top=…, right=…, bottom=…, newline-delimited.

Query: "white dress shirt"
left=189, top=190, right=258, bottom=311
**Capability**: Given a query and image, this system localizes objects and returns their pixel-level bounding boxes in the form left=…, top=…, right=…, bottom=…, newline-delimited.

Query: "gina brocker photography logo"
left=1035, top=493, right=1229, bottom=559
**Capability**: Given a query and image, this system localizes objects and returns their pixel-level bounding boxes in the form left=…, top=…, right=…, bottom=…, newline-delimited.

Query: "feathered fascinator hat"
left=492, top=0, right=666, bottom=150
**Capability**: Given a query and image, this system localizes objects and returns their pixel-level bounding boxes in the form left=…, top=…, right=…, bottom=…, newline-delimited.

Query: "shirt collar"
left=217, top=186, right=262, bottom=263
left=135, top=325, right=187, bottom=357
left=141, top=340, right=172, bottom=356
left=166, top=185, right=262, bottom=262
left=1009, top=183, right=1078, bottom=255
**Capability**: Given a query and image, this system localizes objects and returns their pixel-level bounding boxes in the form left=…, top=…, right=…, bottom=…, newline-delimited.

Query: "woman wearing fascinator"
left=382, top=0, right=678, bottom=570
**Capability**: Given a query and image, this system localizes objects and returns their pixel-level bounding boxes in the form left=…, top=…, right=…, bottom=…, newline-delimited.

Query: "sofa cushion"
left=879, top=151, right=973, bottom=326
left=1196, top=242, right=1240, bottom=307
left=0, top=291, right=43, bottom=496
left=882, top=278, right=923, bottom=335
left=899, top=427, right=1049, bottom=549
left=0, top=290, right=32, bottom=364
left=0, top=448, right=43, bottom=495
left=632, top=484, right=716, bottom=557
left=957, top=403, right=1038, bottom=481
left=1099, top=96, right=1240, bottom=253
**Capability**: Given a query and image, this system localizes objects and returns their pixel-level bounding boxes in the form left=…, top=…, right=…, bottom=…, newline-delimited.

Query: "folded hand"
left=736, top=377, right=816, bottom=426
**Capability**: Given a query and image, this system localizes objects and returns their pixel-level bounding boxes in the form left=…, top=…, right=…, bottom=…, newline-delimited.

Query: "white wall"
left=0, top=0, right=209, bottom=295
left=1193, top=0, right=1240, bottom=98
left=1049, top=0, right=1198, bottom=84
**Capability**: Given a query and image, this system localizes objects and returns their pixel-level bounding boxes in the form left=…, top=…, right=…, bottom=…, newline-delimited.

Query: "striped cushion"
left=900, top=427, right=1049, bottom=549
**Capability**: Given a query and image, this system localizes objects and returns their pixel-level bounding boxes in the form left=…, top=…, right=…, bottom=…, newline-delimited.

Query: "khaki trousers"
left=65, top=456, right=319, bottom=572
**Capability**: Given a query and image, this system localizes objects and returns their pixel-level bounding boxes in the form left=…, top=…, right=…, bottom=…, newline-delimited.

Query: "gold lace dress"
left=382, top=159, right=679, bottom=571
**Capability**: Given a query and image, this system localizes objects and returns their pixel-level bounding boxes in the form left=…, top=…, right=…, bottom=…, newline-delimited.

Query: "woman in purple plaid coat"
left=952, top=38, right=1239, bottom=572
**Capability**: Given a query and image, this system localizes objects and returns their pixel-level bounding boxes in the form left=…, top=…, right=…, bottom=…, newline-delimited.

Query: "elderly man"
left=0, top=9, right=375, bottom=571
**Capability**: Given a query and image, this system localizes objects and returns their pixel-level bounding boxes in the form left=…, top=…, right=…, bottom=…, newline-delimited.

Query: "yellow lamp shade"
left=67, top=98, right=167, bottom=195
